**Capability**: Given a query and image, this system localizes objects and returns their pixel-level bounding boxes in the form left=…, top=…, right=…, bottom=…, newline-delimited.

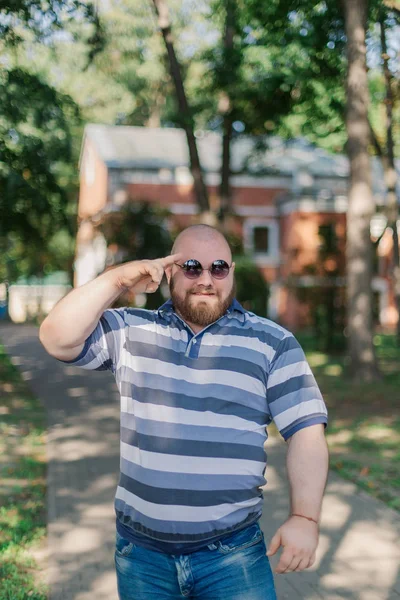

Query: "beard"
left=169, top=276, right=237, bottom=327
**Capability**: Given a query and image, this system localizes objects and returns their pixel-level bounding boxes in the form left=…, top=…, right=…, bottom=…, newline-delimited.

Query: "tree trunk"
left=218, top=0, right=235, bottom=221
left=219, top=93, right=233, bottom=221
left=151, top=0, right=210, bottom=213
left=145, top=85, right=165, bottom=128
left=379, top=13, right=400, bottom=342
left=344, top=0, right=380, bottom=380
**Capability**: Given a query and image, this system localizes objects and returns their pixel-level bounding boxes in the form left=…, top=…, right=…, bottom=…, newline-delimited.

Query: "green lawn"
left=0, top=344, right=48, bottom=600
left=302, top=333, right=400, bottom=511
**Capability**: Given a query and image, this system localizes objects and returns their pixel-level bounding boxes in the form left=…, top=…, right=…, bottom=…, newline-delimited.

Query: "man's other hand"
left=266, top=516, right=318, bottom=573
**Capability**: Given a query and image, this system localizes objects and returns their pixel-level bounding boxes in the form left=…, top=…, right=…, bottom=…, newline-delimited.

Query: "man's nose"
left=196, top=268, right=214, bottom=285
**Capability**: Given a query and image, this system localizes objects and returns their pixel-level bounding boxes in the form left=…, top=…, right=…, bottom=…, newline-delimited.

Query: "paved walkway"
left=1, top=322, right=400, bottom=600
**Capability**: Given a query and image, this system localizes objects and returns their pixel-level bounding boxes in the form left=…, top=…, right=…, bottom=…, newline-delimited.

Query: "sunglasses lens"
left=182, top=259, right=202, bottom=278
left=179, top=259, right=230, bottom=279
left=210, top=260, right=230, bottom=279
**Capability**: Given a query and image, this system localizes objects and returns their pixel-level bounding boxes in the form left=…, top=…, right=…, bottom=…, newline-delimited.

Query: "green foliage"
left=98, top=201, right=172, bottom=309
left=233, top=255, right=269, bottom=317
left=293, top=222, right=346, bottom=352
left=98, top=202, right=172, bottom=260
left=0, top=68, right=80, bottom=282
left=188, top=0, right=348, bottom=150
left=0, top=0, right=398, bottom=285
left=0, top=0, right=104, bottom=283
left=82, top=0, right=215, bottom=128
left=0, top=0, right=104, bottom=59
left=192, top=0, right=397, bottom=155
left=89, top=1, right=168, bottom=126
left=331, top=458, right=400, bottom=512
left=0, top=345, right=48, bottom=599
left=301, top=334, right=400, bottom=510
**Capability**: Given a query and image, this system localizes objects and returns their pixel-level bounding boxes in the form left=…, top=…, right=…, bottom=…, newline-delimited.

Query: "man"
left=39, top=224, right=329, bottom=600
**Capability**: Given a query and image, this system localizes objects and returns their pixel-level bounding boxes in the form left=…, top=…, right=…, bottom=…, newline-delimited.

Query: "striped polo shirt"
left=60, top=298, right=327, bottom=554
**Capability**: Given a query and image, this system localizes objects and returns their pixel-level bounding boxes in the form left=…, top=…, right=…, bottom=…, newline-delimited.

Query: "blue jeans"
left=115, top=521, right=277, bottom=599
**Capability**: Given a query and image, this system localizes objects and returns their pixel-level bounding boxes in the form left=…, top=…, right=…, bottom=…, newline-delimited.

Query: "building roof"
left=83, top=124, right=398, bottom=197
left=83, top=124, right=349, bottom=176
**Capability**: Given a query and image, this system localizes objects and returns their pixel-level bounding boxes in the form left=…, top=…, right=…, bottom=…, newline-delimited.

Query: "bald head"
left=172, top=225, right=232, bottom=261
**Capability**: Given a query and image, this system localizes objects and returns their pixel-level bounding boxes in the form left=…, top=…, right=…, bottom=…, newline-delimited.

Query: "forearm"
left=39, top=266, right=125, bottom=353
left=286, top=425, right=329, bottom=521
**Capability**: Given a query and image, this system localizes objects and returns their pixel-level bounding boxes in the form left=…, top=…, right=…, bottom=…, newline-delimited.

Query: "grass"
left=0, top=344, right=48, bottom=600
left=300, top=333, right=400, bottom=512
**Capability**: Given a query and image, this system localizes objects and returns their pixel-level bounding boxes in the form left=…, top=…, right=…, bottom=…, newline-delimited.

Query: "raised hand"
left=115, top=254, right=182, bottom=294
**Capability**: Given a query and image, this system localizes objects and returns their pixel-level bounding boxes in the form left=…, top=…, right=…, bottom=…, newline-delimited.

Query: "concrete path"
left=1, top=322, right=399, bottom=600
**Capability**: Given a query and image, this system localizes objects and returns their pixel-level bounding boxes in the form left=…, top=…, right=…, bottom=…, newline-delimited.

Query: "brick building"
left=76, top=124, right=399, bottom=331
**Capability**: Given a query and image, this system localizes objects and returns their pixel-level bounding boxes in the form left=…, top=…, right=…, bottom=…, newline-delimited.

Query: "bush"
left=98, top=201, right=172, bottom=310
left=233, top=255, right=269, bottom=317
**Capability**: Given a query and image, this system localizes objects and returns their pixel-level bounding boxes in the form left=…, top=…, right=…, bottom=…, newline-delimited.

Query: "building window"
left=318, top=223, right=337, bottom=254
left=243, top=219, right=279, bottom=264
left=253, top=226, right=270, bottom=253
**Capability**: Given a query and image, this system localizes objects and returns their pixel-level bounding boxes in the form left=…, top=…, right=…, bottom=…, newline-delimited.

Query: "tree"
left=151, top=0, right=210, bottom=215
left=369, top=7, right=400, bottom=343
left=82, top=1, right=167, bottom=126
left=0, top=0, right=103, bottom=55
left=216, top=0, right=239, bottom=220
left=0, top=69, right=80, bottom=283
left=0, top=0, right=103, bottom=283
left=197, top=0, right=348, bottom=226
left=378, top=11, right=400, bottom=343
left=234, top=255, right=269, bottom=317
left=343, top=0, right=380, bottom=380
left=97, top=202, right=172, bottom=309
left=234, top=0, right=347, bottom=150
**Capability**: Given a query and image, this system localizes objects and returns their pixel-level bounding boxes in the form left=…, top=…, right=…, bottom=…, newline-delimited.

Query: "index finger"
left=159, top=253, right=183, bottom=267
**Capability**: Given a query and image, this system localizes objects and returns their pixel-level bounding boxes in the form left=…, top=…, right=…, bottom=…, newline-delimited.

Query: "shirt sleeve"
left=56, top=308, right=126, bottom=374
left=266, top=334, right=328, bottom=440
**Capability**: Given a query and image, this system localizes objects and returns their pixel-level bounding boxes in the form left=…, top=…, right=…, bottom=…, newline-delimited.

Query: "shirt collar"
left=157, top=297, right=246, bottom=318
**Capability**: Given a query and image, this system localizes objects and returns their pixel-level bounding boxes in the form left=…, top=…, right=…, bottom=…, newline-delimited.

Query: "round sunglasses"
left=174, top=259, right=232, bottom=280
